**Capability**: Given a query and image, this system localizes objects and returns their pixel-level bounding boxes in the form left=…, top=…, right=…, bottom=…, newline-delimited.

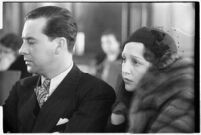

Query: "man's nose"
left=19, top=42, right=27, bottom=55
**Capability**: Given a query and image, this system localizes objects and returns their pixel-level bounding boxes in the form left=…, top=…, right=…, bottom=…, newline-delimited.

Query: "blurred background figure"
left=0, top=33, right=31, bottom=78
left=97, top=30, right=121, bottom=64
left=95, top=30, right=121, bottom=90
left=0, top=33, right=30, bottom=105
left=0, top=33, right=21, bottom=71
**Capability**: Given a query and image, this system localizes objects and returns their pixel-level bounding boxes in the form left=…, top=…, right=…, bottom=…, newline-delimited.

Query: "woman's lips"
left=123, top=78, right=133, bottom=84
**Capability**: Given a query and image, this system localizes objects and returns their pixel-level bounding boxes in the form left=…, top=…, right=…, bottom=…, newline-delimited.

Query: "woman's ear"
left=143, top=48, right=155, bottom=64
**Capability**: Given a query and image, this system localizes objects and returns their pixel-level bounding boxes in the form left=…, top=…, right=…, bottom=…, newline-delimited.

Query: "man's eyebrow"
left=22, top=37, right=35, bottom=40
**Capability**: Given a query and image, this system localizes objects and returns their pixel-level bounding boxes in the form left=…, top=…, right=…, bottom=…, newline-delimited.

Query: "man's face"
left=101, top=34, right=119, bottom=55
left=19, top=17, right=56, bottom=75
left=121, top=42, right=151, bottom=91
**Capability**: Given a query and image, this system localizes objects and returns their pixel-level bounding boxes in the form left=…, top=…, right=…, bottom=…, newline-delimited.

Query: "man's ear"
left=55, top=37, right=67, bottom=55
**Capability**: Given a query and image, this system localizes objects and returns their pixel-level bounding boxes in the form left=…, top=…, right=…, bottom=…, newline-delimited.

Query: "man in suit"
left=3, top=6, right=116, bottom=133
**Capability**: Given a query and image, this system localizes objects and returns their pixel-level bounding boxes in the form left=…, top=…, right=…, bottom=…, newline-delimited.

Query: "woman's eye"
left=132, top=59, right=140, bottom=65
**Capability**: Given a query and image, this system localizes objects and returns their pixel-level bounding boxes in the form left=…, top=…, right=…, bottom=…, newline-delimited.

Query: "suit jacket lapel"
left=32, top=65, right=81, bottom=132
left=18, top=76, right=40, bottom=132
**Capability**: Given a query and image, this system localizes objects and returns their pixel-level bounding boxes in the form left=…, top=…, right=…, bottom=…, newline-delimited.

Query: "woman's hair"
left=124, top=27, right=179, bottom=69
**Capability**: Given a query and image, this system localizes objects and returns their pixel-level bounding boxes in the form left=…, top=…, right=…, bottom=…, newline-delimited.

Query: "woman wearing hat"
left=110, top=27, right=194, bottom=133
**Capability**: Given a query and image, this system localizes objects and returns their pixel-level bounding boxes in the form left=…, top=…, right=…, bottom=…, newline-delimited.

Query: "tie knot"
left=42, top=79, right=50, bottom=90
left=35, top=78, right=50, bottom=108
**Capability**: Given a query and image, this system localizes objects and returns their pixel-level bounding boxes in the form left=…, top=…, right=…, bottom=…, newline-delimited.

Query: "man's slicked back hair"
left=25, top=6, right=77, bottom=52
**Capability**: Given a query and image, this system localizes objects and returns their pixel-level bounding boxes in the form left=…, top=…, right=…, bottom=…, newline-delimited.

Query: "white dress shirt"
left=41, top=62, right=73, bottom=96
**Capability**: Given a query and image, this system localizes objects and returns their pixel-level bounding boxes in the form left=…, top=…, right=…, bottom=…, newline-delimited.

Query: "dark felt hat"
left=125, top=27, right=178, bottom=69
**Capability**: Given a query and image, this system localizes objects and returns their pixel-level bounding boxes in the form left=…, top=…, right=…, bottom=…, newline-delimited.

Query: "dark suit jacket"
left=3, top=65, right=116, bottom=133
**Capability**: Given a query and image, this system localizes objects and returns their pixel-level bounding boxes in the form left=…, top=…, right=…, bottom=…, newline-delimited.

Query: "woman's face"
left=122, top=42, right=151, bottom=91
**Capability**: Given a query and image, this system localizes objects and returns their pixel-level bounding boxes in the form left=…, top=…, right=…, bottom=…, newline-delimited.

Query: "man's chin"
left=27, top=66, right=36, bottom=74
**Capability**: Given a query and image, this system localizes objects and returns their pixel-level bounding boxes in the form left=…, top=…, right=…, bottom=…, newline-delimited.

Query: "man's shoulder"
left=79, top=72, right=115, bottom=95
left=80, top=72, right=109, bottom=86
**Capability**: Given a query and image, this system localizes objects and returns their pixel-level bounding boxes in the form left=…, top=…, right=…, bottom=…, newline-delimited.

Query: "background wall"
left=128, top=2, right=195, bottom=57
left=150, top=3, right=195, bottom=57
left=0, top=2, right=196, bottom=58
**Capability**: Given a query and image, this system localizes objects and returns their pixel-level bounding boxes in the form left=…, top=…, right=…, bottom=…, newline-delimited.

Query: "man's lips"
left=24, top=59, right=32, bottom=64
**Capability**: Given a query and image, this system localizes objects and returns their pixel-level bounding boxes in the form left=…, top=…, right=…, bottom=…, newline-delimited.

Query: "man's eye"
left=27, top=40, right=35, bottom=45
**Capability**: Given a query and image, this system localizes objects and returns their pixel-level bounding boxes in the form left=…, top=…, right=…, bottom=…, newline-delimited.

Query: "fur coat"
left=128, top=57, right=194, bottom=133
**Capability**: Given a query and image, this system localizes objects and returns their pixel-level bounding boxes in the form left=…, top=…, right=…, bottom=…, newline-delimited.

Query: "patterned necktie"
left=34, top=79, right=50, bottom=108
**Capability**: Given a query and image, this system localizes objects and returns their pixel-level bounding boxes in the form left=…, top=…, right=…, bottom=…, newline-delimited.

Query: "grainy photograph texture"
left=0, top=1, right=199, bottom=133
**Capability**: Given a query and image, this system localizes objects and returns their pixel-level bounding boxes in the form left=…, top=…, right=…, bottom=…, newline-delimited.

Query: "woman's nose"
left=122, top=61, right=131, bottom=76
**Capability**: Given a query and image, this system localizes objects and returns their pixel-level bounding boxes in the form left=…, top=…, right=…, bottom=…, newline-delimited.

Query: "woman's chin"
left=125, top=85, right=136, bottom=92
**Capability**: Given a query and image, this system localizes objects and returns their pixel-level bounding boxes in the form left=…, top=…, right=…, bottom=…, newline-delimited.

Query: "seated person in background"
left=109, top=27, right=194, bottom=133
left=95, top=30, right=121, bottom=90
left=0, top=33, right=22, bottom=71
left=0, top=33, right=31, bottom=78
left=3, top=6, right=116, bottom=133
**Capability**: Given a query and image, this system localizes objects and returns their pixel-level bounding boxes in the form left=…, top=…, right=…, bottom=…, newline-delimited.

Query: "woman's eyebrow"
left=131, top=55, right=142, bottom=60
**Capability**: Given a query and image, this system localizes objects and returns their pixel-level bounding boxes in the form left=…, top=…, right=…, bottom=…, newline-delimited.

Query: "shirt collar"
left=41, top=62, right=73, bottom=95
